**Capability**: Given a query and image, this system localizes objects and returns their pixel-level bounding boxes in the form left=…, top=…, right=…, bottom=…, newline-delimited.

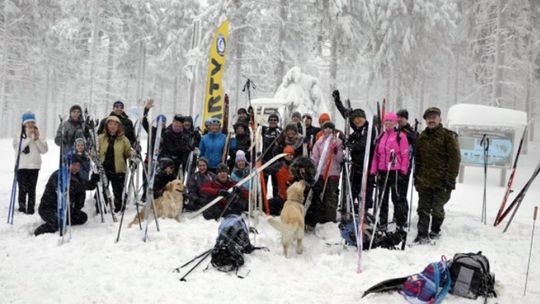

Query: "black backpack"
left=449, top=251, right=497, bottom=300
left=339, top=213, right=406, bottom=250
left=210, top=215, right=257, bottom=273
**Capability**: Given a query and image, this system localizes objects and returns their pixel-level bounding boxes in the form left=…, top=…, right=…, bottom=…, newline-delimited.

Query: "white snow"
left=447, top=104, right=528, bottom=129
left=1, top=139, right=539, bottom=304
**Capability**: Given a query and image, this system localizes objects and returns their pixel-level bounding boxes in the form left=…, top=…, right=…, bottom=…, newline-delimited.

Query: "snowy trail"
left=1, top=139, right=539, bottom=303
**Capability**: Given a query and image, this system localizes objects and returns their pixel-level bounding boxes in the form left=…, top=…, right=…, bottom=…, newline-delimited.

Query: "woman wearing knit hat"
left=307, top=122, right=344, bottom=228
left=369, top=112, right=409, bottom=233
left=13, top=111, right=48, bottom=214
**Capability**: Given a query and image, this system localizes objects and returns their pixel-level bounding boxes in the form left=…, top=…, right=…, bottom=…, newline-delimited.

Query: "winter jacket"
left=54, top=117, right=88, bottom=150
left=13, top=131, right=48, bottom=169
left=98, top=132, right=132, bottom=174
left=266, top=159, right=294, bottom=200
left=347, top=121, right=376, bottom=169
left=98, top=112, right=136, bottom=145
left=161, top=125, right=193, bottom=164
left=231, top=166, right=250, bottom=183
left=414, top=124, right=461, bottom=190
left=183, top=116, right=202, bottom=148
left=187, top=171, right=216, bottom=206
left=199, top=178, right=249, bottom=207
left=39, top=170, right=98, bottom=212
left=311, top=134, right=344, bottom=178
left=74, top=152, right=91, bottom=181
left=229, top=134, right=251, bottom=160
left=305, top=125, right=321, bottom=153
left=261, top=126, right=282, bottom=163
left=199, top=131, right=227, bottom=169
left=370, top=128, right=409, bottom=175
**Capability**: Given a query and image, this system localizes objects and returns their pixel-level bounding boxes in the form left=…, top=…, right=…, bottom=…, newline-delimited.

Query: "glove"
left=232, top=186, right=241, bottom=194
left=332, top=90, right=340, bottom=102
left=443, top=179, right=456, bottom=191
left=90, top=173, right=100, bottom=184
left=218, top=189, right=231, bottom=198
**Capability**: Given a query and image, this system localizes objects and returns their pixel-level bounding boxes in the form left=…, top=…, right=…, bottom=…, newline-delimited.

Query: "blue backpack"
left=400, top=256, right=452, bottom=304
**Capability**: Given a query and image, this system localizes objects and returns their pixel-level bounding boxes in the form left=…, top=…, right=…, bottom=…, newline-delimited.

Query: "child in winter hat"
left=21, top=111, right=36, bottom=125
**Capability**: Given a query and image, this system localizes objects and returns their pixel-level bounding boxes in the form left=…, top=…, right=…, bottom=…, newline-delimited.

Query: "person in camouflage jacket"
left=413, top=107, right=460, bottom=243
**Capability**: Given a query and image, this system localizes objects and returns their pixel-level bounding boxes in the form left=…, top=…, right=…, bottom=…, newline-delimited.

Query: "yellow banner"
left=202, top=19, right=229, bottom=131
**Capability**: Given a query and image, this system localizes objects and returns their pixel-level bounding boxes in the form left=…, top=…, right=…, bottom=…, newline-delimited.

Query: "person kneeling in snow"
left=34, top=154, right=99, bottom=236
left=200, top=163, right=249, bottom=220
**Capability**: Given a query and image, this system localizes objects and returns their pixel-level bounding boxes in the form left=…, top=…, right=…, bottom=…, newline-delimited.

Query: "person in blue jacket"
left=199, top=117, right=227, bottom=173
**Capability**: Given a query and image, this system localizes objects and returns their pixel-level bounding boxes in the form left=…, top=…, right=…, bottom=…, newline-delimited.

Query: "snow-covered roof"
left=447, top=103, right=527, bottom=128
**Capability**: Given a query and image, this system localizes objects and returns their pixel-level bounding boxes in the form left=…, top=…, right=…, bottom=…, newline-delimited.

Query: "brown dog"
left=268, top=180, right=306, bottom=257
left=129, top=179, right=184, bottom=228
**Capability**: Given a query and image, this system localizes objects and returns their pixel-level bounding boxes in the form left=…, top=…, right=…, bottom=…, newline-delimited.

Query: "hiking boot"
left=18, top=206, right=27, bottom=213
left=413, top=234, right=429, bottom=244
left=26, top=207, right=35, bottom=215
left=34, top=224, right=56, bottom=236
left=429, top=231, right=441, bottom=240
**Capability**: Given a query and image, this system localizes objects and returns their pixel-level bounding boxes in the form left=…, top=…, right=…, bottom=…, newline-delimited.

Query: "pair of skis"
left=7, top=125, right=25, bottom=224
left=493, top=127, right=539, bottom=232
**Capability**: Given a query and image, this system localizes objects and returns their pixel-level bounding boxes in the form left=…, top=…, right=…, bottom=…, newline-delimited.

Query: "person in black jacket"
left=227, top=121, right=251, bottom=170
left=161, top=114, right=193, bottom=176
left=261, top=113, right=282, bottom=196
left=34, top=154, right=99, bottom=236
left=152, top=157, right=177, bottom=199
left=302, top=113, right=320, bottom=156
left=396, top=109, right=419, bottom=224
left=140, top=99, right=166, bottom=202
left=332, top=90, right=376, bottom=209
left=97, top=100, right=136, bottom=145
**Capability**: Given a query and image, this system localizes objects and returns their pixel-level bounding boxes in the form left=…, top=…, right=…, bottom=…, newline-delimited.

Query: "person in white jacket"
left=13, top=112, right=48, bottom=214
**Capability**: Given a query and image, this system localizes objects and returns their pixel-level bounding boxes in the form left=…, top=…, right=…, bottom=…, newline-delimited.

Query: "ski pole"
left=179, top=250, right=212, bottom=282
left=524, top=206, right=538, bottom=296
left=174, top=249, right=212, bottom=272
left=480, top=134, right=489, bottom=224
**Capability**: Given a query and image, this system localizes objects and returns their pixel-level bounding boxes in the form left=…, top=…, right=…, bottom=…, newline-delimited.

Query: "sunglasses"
left=269, top=119, right=278, bottom=122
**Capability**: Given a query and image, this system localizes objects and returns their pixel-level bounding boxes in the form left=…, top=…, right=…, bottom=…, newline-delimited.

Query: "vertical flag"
left=201, top=19, right=229, bottom=131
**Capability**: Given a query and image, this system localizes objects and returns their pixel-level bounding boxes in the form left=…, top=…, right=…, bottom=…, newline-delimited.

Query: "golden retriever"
left=268, top=180, right=306, bottom=257
left=129, top=179, right=184, bottom=228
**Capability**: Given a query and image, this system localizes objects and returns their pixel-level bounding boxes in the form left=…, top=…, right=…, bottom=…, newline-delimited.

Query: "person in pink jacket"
left=370, top=112, right=409, bottom=231
left=306, top=120, right=344, bottom=228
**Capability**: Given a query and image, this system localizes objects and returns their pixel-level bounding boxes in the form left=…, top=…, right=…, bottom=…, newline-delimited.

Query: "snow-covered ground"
left=1, top=138, right=539, bottom=303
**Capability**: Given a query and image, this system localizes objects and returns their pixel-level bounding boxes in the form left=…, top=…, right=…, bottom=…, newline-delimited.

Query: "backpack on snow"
left=400, top=256, right=452, bottom=304
left=210, top=214, right=260, bottom=273
left=449, top=251, right=496, bottom=300
left=339, top=213, right=406, bottom=250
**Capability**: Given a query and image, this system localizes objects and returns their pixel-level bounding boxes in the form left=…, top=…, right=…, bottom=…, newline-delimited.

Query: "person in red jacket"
left=370, top=112, right=409, bottom=231
left=200, top=163, right=249, bottom=220
left=266, top=145, right=296, bottom=215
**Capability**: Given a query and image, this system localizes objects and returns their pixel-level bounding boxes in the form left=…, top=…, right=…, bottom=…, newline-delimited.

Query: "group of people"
left=14, top=92, right=460, bottom=245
